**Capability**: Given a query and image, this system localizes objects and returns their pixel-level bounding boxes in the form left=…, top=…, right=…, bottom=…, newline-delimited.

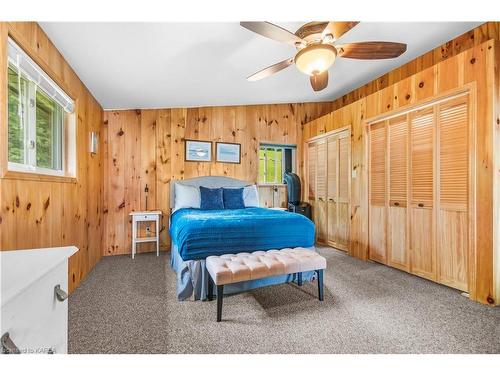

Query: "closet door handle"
left=1, top=332, right=20, bottom=354
left=418, top=203, right=424, bottom=208
left=55, top=284, right=68, bottom=302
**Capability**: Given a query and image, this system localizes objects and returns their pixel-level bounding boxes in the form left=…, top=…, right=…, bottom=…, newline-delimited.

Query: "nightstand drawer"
left=134, top=214, right=157, bottom=221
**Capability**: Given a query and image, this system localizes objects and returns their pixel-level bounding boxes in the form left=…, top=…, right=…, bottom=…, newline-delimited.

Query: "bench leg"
left=207, top=274, right=214, bottom=301
left=316, top=269, right=324, bottom=301
left=297, top=272, right=303, bottom=286
left=216, top=285, right=224, bottom=322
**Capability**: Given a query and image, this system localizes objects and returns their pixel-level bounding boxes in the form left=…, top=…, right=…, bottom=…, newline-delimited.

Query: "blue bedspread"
left=170, top=208, right=315, bottom=261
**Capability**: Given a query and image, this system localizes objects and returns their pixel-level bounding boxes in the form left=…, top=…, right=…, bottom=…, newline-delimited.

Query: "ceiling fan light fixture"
left=294, top=44, right=337, bottom=76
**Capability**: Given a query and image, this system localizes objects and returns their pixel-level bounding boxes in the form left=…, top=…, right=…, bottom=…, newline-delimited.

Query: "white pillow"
left=173, top=183, right=201, bottom=212
left=243, top=185, right=259, bottom=207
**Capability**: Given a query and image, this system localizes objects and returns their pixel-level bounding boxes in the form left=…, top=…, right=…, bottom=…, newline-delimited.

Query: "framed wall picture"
left=185, top=140, right=212, bottom=162
left=216, top=142, right=241, bottom=164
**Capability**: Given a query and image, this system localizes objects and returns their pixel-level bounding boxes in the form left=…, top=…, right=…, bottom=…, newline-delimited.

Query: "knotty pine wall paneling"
left=493, top=42, right=500, bottom=301
left=0, top=22, right=104, bottom=293
left=102, top=103, right=334, bottom=257
left=303, top=39, right=499, bottom=305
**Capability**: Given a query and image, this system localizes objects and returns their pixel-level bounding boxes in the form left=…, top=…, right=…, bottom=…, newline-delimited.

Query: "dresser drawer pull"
left=55, top=284, right=68, bottom=302
left=1, top=332, right=20, bottom=354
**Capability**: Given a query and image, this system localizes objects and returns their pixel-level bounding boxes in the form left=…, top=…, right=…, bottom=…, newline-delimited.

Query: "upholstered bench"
left=206, top=248, right=327, bottom=322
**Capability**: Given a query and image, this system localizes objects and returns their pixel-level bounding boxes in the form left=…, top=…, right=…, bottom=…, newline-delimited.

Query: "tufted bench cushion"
left=206, top=248, right=326, bottom=285
left=206, top=247, right=326, bottom=321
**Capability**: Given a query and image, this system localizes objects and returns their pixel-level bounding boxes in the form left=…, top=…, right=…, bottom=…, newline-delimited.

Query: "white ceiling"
left=40, top=22, right=482, bottom=110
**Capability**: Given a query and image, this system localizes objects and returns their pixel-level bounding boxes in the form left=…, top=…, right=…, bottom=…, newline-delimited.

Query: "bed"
left=169, top=176, right=316, bottom=300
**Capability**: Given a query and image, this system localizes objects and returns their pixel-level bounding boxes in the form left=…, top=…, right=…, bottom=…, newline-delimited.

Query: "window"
left=7, top=38, right=75, bottom=177
left=258, top=144, right=296, bottom=184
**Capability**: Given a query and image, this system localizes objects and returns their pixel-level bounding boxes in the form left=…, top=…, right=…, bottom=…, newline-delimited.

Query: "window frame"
left=7, top=66, right=66, bottom=177
left=4, top=35, right=76, bottom=182
left=258, top=143, right=296, bottom=185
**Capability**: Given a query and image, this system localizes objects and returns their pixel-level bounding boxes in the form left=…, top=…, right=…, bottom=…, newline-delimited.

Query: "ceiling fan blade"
left=240, top=21, right=303, bottom=46
left=247, top=58, right=294, bottom=81
left=322, top=21, right=359, bottom=41
left=310, top=71, right=328, bottom=92
left=336, top=41, right=407, bottom=59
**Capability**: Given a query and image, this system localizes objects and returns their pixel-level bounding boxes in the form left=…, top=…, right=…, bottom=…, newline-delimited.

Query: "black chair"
left=283, top=172, right=311, bottom=220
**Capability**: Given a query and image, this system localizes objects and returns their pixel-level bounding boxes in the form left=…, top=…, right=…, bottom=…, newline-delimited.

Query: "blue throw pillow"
left=199, top=186, right=224, bottom=210
left=223, top=188, right=245, bottom=209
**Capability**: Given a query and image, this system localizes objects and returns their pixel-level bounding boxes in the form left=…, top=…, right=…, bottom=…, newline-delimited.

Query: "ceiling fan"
left=240, top=21, right=407, bottom=92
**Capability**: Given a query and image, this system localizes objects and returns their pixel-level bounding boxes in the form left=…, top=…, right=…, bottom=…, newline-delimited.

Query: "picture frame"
left=185, top=139, right=212, bottom=162
left=216, top=142, right=241, bottom=164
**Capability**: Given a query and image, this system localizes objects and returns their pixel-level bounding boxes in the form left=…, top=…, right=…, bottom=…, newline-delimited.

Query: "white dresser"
left=0, top=246, right=78, bottom=354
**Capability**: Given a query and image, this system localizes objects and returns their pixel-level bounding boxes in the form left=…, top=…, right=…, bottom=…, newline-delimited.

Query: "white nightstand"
left=129, top=210, right=162, bottom=259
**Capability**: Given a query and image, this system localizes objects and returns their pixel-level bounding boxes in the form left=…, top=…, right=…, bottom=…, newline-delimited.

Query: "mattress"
left=169, top=207, right=315, bottom=261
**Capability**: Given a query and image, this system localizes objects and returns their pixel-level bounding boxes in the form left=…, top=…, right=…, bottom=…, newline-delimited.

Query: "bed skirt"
left=170, top=243, right=316, bottom=301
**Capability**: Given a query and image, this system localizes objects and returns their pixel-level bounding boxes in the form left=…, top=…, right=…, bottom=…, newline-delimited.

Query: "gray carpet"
left=68, top=247, right=500, bottom=354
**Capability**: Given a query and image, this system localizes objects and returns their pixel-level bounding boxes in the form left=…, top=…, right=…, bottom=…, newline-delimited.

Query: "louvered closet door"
left=336, top=133, right=350, bottom=250
left=327, top=136, right=338, bottom=246
left=315, top=140, right=328, bottom=243
left=369, top=121, right=387, bottom=263
left=409, top=108, right=436, bottom=280
left=387, top=115, right=409, bottom=270
left=437, top=97, right=469, bottom=291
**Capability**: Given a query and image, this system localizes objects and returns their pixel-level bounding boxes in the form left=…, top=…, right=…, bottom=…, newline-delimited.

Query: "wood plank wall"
left=302, top=38, right=499, bottom=305
left=494, top=39, right=500, bottom=302
left=102, top=103, right=333, bottom=256
left=0, top=22, right=104, bottom=293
